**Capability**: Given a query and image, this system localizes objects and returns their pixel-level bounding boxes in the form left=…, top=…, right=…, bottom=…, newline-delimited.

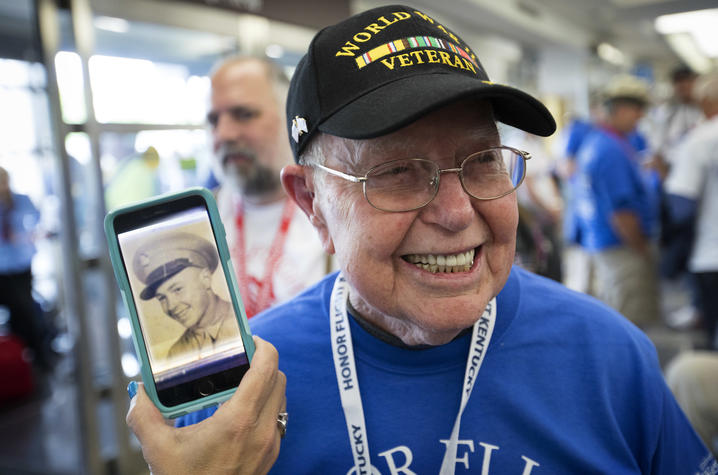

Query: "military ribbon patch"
left=355, top=36, right=478, bottom=69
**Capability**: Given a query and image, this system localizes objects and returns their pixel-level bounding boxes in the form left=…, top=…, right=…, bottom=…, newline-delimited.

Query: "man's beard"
left=218, top=143, right=281, bottom=198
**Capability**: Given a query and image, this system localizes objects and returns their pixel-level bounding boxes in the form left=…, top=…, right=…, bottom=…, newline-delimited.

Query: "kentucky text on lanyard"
left=330, top=273, right=497, bottom=475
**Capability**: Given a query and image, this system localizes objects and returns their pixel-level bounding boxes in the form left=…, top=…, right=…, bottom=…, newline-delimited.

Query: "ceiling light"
left=597, top=42, right=625, bottom=66
left=655, top=9, right=718, bottom=58
left=663, top=33, right=712, bottom=74
left=94, top=16, right=130, bottom=33
left=265, top=44, right=284, bottom=59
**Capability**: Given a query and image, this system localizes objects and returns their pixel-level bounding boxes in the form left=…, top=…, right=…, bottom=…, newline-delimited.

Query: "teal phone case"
left=104, top=187, right=255, bottom=419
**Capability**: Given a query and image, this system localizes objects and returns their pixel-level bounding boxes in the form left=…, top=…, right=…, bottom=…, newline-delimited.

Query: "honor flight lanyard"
left=330, top=273, right=497, bottom=475
left=233, top=199, right=295, bottom=317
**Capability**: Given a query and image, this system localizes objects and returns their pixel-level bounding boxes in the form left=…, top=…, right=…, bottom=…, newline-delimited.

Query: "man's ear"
left=199, top=267, right=213, bottom=289
left=281, top=164, right=335, bottom=255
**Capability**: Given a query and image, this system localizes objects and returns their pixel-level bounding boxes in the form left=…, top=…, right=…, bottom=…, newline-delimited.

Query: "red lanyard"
left=600, top=124, right=638, bottom=158
left=232, top=198, right=295, bottom=318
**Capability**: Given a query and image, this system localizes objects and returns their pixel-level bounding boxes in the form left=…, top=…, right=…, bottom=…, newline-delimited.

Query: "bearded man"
left=209, top=56, right=330, bottom=317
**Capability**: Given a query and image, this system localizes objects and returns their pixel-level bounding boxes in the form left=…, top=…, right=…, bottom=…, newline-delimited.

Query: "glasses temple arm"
left=313, top=163, right=364, bottom=183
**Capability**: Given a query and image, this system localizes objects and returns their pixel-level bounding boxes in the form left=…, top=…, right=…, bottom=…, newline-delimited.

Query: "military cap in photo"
left=132, top=232, right=219, bottom=300
left=287, top=4, right=556, bottom=161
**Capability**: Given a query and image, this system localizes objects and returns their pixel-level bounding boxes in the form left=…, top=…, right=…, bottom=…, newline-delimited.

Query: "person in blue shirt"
left=125, top=6, right=713, bottom=474
left=572, top=75, right=660, bottom=328
left=0, top=166, right=50, bottom=369
left=559, top=117, right=594, bottom=244
left=557, top=116, right=595, bottom=293
left=556, top=94, right=605, bottom=294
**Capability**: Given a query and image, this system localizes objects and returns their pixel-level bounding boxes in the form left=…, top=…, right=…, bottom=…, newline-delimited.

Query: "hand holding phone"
left=127, top=336, right=286, bottom=475
left=105, top=187, right=254, bottom=418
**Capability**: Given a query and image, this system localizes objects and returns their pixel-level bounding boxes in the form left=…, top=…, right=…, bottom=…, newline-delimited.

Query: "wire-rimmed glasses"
left=312, top=146, right=531, bottom=212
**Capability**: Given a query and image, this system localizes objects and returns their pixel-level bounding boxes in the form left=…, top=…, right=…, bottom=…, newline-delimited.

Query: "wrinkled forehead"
left=327, top=100, right=499, bottom=169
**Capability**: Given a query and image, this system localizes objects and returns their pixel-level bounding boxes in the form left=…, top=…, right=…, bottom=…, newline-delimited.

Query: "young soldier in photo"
left=133, top=232, right=238, bottom=359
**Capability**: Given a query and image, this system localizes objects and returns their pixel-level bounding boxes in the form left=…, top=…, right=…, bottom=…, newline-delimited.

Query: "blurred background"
left=0, top=0, right=716, bottom=473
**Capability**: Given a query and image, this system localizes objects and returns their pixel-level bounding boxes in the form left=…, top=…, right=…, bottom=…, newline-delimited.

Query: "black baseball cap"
left=287, top=4, right=556, bottom=161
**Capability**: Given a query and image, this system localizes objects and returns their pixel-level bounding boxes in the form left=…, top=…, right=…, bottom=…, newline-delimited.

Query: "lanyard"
left=233, top=199, right=295, bottom=317
left=599, top=125, right=639, bottom=160
left=330, top=273, right=496, bottom=475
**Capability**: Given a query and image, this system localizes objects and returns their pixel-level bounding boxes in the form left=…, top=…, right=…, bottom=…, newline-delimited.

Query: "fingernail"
left=127, top=381, right=138, bottom=400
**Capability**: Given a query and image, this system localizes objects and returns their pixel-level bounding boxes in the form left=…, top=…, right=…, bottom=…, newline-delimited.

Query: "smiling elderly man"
left=126, top=5, right=715, bottom=474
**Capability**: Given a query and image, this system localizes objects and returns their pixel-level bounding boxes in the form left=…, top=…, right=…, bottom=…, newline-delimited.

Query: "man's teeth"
left=404, top=249, right=475, bottom=273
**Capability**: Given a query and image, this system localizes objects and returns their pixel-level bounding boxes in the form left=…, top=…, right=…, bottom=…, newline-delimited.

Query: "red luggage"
left=0, top=335, right=34, bottom=403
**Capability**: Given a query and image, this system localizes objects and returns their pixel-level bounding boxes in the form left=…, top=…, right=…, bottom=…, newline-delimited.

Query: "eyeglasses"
left=312, top=146, right=531, bottom=212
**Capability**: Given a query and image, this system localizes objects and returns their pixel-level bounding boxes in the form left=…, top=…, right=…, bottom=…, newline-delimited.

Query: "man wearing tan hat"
left=133, top=232, right=237, bottom=359
left=572, top=75, right=660, bottom=327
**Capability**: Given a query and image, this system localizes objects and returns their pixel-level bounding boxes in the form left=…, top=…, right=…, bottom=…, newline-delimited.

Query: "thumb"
left=221, top=336, right=279, bottom=417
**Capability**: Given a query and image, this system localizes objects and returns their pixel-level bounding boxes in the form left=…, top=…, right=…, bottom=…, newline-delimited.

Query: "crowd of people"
left=490, top=66, right=716, bottom=359
left=550, top=68, right=718, bottom=455
left=553, top=67, right=715, bottom=338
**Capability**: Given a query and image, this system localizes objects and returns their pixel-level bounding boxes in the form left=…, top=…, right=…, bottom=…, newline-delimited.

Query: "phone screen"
left=114, top=194, right=249, bottom=408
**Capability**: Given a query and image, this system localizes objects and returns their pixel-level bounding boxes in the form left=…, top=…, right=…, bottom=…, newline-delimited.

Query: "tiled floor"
left=0, top=263, right=147, bottom=475
left=0, top=358, right=82, bottom=475
left=0, top=354, right=148, bottom=475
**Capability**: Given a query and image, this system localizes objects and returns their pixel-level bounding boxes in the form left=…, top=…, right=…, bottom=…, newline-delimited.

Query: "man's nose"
left=420, top=171, right=475, bottom=231
left=165, top=295, right=179, bottom=313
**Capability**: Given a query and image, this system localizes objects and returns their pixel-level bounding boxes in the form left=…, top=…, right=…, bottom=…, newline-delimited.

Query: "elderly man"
left=209, top=56, right=330, bottom=317
left=127, top=6, right=714, bottom=474
left=133, top=232, right=239, bottom=359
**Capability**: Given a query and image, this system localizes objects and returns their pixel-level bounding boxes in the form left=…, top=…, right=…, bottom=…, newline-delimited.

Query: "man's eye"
left=207, top=108, right=258, bottom=127
left=230, top=107, right=258, bottom=121
left=389, top=165, right=411, bottom=175
left=476, top=152, right=499, bottom=163
left=374, top=166, right=407, bottom=178
left=374, top=163, right=413, bottom=177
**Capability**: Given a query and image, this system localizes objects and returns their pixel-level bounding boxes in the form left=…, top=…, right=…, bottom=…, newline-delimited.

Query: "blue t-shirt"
left=177, top=269, right=713, bottom=474
left=573, top=128, right=658, bottom=251
left=564, top=118, right=594, bottom=159
left=561, top=119, right=595, bottom=244
left=0, top=192, right=40, bottom=273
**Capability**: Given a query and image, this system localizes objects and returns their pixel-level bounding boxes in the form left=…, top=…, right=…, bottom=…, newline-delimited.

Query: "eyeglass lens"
left=363, top=147, right=524, bottom=212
